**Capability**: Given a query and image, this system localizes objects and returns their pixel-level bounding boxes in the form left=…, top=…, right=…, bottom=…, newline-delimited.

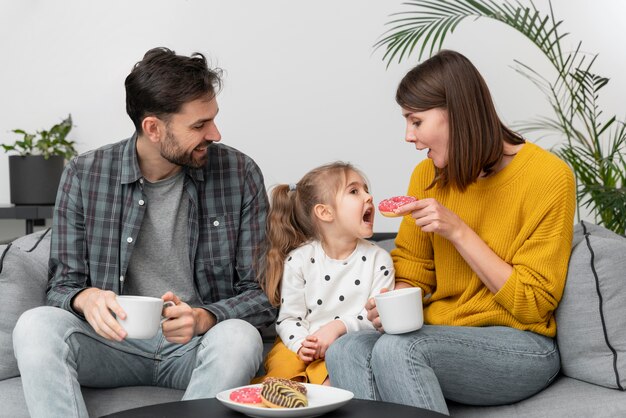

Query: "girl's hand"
left=298, top=335, right=319, bottom=363
left=395, top=198, right=467, bottom=243
left=365, top=290, right=384, bottom=332
left=310, top=320, right=347, bottom=359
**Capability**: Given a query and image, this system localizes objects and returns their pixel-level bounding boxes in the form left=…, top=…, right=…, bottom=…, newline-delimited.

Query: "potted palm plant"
left=375, top=0, right=625, bottom=235
left=1, top=114, right=78, bottom=205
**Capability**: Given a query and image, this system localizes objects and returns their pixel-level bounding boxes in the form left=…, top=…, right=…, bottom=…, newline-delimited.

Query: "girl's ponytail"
left=261, top=162, right=359, bottom=306
left=262, top=184, right=308, bottom=306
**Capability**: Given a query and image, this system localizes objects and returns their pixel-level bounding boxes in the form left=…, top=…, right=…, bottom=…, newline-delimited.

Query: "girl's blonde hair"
left=261, top=161, right=364, bottom=306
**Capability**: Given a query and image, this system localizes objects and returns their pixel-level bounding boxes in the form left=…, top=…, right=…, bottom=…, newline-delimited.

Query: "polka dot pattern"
left=277, top=240, right=395, bottom=350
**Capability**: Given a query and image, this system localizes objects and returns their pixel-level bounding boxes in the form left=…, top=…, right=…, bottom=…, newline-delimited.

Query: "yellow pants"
left=252, top=338, right=328, bottom=385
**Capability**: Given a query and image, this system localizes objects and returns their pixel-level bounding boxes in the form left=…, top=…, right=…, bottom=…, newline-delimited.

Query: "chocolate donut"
left=263, top=377, right=307, bottom=395
left=261, top=380, right=308, bottom=408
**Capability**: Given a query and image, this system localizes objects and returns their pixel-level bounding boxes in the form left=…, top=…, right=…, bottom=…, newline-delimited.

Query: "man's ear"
left=141, top=116, right=164, bottom=144
left=314, top=203, right=334, bottom=223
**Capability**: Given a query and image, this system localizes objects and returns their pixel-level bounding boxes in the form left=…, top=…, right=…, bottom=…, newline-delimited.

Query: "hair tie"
left=288, top=183, right=297, bottom=192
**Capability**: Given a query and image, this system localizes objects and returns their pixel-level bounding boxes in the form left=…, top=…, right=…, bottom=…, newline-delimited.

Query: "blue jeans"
left=13, top=306, right=263, bottom=418
left=326, top=325, right=560, bottom=415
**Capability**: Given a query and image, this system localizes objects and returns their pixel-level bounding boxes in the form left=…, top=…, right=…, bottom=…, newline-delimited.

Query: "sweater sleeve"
left=392, top=162, right=437, bottom=295
left=494, top=166, right=576, bottom=325
left=275, top=261, right=309, bottom=354
left=340, top=246, right=396, bottom=333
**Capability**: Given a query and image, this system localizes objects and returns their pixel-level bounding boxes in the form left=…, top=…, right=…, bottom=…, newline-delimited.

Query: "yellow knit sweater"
left=393, top=142, right=575, bottom=337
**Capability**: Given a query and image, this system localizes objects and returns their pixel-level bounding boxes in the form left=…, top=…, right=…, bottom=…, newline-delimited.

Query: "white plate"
left=216, top=383, right=354, bottom=418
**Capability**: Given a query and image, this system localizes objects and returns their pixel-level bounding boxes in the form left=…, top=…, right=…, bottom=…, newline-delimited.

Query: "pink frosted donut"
left=230, top=386, right=263, bottom=406
left=378, top=196, right=417, bottom=217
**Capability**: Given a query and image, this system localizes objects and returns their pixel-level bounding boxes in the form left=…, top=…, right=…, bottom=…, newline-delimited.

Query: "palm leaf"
left=377, top=0, right=625, bottom=234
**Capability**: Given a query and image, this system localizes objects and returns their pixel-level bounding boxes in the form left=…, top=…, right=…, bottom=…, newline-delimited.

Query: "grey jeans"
left=326, top=325, right=560, bottom=415
left=13, top=306, right=263, bottom=418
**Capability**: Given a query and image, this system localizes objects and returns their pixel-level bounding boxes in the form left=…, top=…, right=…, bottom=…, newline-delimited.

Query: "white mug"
left=374, top=287, right=423, bottom=334
left=116, top=295, right=175, bottom=339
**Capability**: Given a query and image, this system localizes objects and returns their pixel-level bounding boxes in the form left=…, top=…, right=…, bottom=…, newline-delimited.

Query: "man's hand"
left=161, top=291, right=216, bottom=344
left=72, top=288, right=127, bottom=341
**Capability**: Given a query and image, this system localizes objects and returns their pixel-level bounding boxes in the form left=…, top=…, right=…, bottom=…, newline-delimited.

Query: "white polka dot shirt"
left=277, top=239, right=395, bottom=353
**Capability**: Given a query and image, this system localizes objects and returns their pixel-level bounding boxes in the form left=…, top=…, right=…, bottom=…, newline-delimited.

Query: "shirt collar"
left=120, top=133, right=142, bottom=184
left=120, top=132, right=206, bottom=184
left=185, top=163, right=205, bottom=183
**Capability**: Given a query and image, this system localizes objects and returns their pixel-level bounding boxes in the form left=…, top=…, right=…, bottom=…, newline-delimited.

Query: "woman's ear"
left=141, top=116, right=164, bottom=144
left=314, top=203, right=334, bottom=223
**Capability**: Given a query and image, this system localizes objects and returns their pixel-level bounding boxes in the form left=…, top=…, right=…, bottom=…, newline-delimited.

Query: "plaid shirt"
left=47, top=134, right=277, bottom=327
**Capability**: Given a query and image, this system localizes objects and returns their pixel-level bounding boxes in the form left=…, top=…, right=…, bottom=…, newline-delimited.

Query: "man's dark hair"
left=125, top=47, right=223, bottom=133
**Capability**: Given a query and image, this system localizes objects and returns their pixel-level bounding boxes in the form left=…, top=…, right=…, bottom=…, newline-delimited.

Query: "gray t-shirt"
left=125, top=171, right=199, bottom=305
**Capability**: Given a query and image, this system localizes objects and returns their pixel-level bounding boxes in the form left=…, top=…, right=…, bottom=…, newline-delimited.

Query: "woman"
left=326, top=50, right=575, bottom=415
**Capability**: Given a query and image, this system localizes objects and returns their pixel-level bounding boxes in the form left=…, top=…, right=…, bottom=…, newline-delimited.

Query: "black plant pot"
left=9, top=155, right=65, bottom=205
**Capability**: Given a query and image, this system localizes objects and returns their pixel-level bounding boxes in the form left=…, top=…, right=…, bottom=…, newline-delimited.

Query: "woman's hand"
left=396, top=198, right=467, bottom=243
left=397, top=198, right=512, bottom=293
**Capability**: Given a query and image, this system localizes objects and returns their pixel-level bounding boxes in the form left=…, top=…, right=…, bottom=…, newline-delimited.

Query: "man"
left=13, top=47, right=277, bottom=418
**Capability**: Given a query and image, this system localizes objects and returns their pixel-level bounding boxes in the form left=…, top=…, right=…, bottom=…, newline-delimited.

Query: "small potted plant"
left=1, top=114, right=78, bottom=205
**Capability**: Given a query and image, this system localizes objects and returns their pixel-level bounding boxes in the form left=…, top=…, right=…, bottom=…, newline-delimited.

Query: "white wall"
left=1, top=0, right=625, bottom=240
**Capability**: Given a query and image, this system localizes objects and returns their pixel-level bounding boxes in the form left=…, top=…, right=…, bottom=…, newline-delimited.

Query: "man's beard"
left=160, top=129, right=210, bottom=169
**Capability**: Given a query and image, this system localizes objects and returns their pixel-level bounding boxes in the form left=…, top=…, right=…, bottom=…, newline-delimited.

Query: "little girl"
left=256, top=161, right=395, bottom=385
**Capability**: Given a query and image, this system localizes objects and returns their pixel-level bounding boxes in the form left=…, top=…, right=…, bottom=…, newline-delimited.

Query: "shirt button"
left=139, top=178, right=144, bottom=184
left=127, top=237, right=133, bottom=243
left=213, top=220, right=220, bottom=227
left=138, top=199, right=145, bottom=206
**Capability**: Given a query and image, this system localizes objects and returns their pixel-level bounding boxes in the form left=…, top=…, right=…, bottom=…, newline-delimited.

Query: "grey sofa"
left=1, top=224, right=625, bottom=417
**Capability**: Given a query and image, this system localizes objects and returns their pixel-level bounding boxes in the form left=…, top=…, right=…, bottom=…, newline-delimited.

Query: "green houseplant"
left=375, top=0, right=626, bottom=235
left=2, top=114, right=78, bottom=205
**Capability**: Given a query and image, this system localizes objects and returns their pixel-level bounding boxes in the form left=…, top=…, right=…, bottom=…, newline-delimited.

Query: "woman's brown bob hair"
left=396, top=50, right=524, bottom=191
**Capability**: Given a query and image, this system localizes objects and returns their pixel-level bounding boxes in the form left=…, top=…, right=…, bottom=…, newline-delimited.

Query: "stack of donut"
left=229, top=377, right=308, bottom=409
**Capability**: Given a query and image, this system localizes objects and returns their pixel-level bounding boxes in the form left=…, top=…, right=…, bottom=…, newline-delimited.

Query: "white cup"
left=374, top=287, right=423, bottom=334
left=116, top=295, right=175, bottom=339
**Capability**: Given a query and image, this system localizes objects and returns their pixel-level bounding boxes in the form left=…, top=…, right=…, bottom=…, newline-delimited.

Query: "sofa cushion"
left=447, top=374, right=626, bottom=417
left=0, top=229, right=51, bottom=380
left=555, top=221, right=626, bottom=390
